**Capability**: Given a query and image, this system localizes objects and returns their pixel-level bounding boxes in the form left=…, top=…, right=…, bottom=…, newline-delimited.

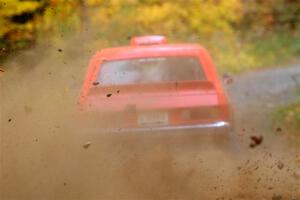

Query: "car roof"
left=98, top=44, right=207, bottom=61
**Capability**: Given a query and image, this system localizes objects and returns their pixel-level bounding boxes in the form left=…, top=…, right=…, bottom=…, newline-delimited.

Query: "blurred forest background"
left=1, top=0, right=300, bottom=73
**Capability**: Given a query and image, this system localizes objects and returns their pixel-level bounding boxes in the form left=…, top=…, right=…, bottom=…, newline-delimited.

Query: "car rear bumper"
left=83, top=121, right=231, bottom=135
left=79, top=121, right=235, bottom=150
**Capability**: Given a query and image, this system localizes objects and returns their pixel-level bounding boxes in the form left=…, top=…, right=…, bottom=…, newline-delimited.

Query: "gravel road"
left=227, top=64, right=300, bottom=133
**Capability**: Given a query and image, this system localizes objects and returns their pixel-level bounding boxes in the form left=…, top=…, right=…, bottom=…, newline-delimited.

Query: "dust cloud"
left=1, top=38, right=300, bottom=200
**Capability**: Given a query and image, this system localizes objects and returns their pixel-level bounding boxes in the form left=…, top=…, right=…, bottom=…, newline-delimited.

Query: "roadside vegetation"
left=1, top=0, right=300, bottom=73
left=274, top=99, right=300, bottom=145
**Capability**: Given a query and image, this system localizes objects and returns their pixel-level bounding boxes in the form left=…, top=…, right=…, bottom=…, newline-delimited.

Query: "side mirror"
left=222, top=73, right=234, bottom=85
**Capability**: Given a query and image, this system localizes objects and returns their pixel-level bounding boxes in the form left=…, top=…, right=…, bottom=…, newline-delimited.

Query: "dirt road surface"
left=1, top=48, right=300, bottom=200
left=228, top=64, right=300, bottom=132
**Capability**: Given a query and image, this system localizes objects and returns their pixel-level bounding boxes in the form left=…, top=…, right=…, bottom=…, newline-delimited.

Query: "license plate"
left=138, top=112, right=169, bottom=127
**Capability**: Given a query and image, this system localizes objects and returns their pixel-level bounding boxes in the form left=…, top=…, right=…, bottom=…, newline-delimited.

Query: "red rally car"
left=78, top=36, right=233, bottom=136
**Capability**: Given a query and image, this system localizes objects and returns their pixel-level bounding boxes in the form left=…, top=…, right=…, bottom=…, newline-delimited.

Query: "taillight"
left=181, top=106, right=220, bottom=120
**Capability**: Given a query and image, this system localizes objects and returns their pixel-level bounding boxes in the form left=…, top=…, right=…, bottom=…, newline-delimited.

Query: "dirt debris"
left=250, top=135, right=264, bottom=148
left=92, top=81, right=99, bottom=86
left=277, top=161, right=285, bottom=170
left=82, top=142, right=92, bottom=149
left=276, top=127, right=282, bottom=132
left=272, top=194, right=282, bottom=200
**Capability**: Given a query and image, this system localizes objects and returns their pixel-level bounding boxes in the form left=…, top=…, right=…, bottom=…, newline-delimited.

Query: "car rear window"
left=97, top=57, right=206, bottom=85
